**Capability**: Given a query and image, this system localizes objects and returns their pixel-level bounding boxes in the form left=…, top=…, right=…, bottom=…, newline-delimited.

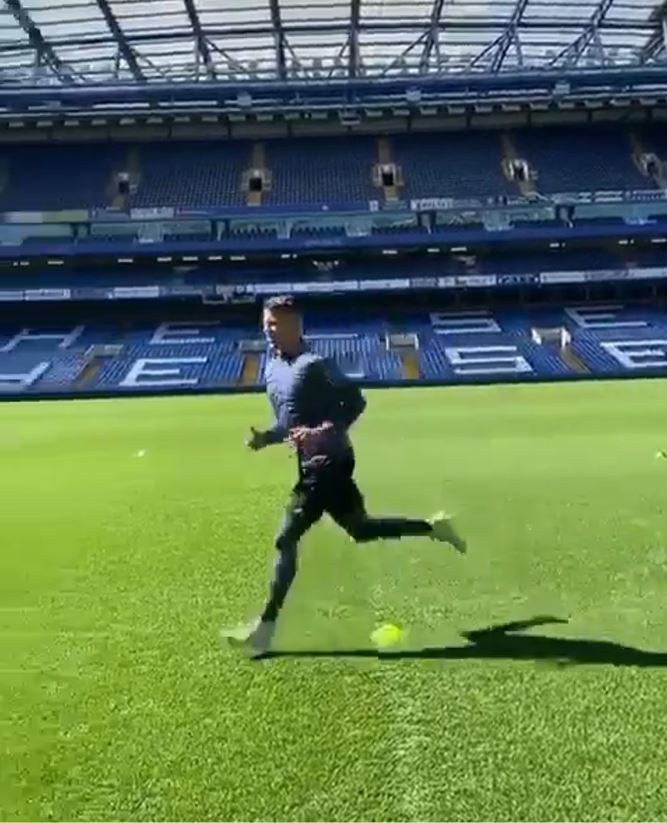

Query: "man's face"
left=263, top=307, right=301, bottom=352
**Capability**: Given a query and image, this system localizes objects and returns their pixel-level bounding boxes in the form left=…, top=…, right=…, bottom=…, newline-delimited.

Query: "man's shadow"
left=267, top=616, right=667, bottom=667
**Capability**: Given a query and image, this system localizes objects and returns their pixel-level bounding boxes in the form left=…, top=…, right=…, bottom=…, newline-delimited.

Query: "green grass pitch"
left=3, top=379, right=667, bottom=821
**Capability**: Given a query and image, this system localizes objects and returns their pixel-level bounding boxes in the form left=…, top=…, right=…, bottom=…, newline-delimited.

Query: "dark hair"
left=263, top=294, right=299, bottom=313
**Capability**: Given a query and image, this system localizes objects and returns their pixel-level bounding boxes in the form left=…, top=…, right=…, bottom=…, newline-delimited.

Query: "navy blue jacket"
left=262, top=345, right=366, bottom=467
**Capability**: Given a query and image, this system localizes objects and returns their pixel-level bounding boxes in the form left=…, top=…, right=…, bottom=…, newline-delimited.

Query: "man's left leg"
left=260, top=486, right=322, bottom=624
left=328, top=465, right=466, bottom=553
left=225, top=478, right=324, bottom=657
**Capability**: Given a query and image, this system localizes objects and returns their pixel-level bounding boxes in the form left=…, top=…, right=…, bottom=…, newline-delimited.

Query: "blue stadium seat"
left=0, top=128, right=657, bottom=214
left=264, top=137, right=376, bottom=207
left=1, top=304, right=667, bottom=395
left=0, top=144, right=126, bottom=211
left=516, top=127, right=649, bottom=194
left=394, top=132, right=514, bottom=200
left=132, top=141, right=250, bottom=208
left=92, top=345, right=244, bottom=390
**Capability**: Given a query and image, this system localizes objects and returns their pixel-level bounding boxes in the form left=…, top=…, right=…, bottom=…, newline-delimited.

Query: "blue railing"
left=0, top=188, right=665, bottom=256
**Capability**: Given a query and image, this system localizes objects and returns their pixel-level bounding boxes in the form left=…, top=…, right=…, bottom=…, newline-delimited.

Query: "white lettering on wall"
left=445, top=346, right=532, bottom=375
left=600, top=340, right=667, bottom=370
left=564, top=306, right=647, bottom=330
left=431, top=311, right=501, bottom=335
left=149, top=322, right=217, bottom=346
left=120, top=357, right=208, bottom=388
left=0, top=326, right=84, bottom=352
left=0, top=362, right=50, bottom=390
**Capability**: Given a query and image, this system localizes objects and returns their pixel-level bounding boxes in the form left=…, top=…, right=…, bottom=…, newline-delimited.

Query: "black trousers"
left=277, top=451, right=435, bottom=546
left=261, top=454, right=432, bottom=622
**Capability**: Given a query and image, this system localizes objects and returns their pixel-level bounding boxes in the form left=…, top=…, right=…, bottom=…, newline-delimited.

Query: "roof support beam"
left=490, top=0, right=529, bottom=73
left=94, top=0, right=145, bottom=81
left=419, top=0, right=447, bottom=73
left=466, top=31, right=506, bottom=71
left=183, top=0, right=216, bottom=79
left=5, top=0, right=77, bottom=83
left=547, top=0, right=614, bottom=68
left=639, top=5, right=667, bottom=64
left=325, top=38, right=349, bottom=79
left=269, top=0, right=287, bottom=80
left=206, top=40, right=259, bottom=79
left=349, top=0, right=361, bottom=79
left=639, top=26, right=666, bottom=63
left=378, top=30, right=428, bottom=77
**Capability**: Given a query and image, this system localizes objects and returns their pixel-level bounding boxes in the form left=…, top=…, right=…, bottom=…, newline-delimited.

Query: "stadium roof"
left=0, top=0, right=665, bottom=87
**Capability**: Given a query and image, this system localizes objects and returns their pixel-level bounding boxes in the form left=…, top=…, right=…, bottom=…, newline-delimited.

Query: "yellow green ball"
left=371, top=623, right=404, bottom=648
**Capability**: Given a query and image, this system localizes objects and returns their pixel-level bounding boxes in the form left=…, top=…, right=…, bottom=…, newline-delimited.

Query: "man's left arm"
left=298, top=357, right=366, bottom=435
left=289, top=357, right=367, bottom=448
left=319, top=357, right=366, bottom=430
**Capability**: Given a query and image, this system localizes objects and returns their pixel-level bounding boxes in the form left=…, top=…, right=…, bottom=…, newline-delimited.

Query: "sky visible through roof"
left=0, top=0, right=662, bottom=84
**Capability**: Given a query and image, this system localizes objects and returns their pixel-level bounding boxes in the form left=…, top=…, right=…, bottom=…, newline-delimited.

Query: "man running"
left=228, top=295, right=466, bottom=657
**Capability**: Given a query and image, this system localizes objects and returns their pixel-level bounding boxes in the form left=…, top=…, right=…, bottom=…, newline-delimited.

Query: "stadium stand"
left=394, top=131, right=516, bottom=201
left=264, top=137, right=377, bottom=207
left=0, top=144, right=126, bottom=212
left=131, top=142, right=250, bottom=209
left=1, top=303, right=667, bottom=395
left=0, top=14, right=666, bottom=404
left=92, top=345, right=245, bottom=390
left=515, top=127, right=650, bottom=194
left=0, top=127, right=661, bottom=216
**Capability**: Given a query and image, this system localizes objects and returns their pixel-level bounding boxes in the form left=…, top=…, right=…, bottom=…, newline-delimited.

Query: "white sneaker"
left=428, top=512, right=467, bottom=554
left=223, top=618, right=276, bottom=658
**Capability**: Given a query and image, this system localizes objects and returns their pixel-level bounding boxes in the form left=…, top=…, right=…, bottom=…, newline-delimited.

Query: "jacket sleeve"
left=260, top=392, right=288, bottom=445
left=309, top=357, right=367, bottom=430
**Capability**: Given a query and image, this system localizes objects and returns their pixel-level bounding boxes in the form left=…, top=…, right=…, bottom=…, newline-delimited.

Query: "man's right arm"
left=248, top=423, right=287, bottom=450
left=259, top=422, right=288, bottom=446
left=248, top=386, right=288, bottom=449
left=262, top=385, right=289, bottom=445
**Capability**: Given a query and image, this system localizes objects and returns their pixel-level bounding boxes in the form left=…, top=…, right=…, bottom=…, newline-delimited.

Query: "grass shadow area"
left=266, top=616, right=667, bottom=667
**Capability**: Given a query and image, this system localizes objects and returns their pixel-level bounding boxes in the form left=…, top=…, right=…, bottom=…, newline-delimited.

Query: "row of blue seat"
left=0, top=304, right=664, bottom=392
left=0, top=127, right=662, bottom=212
